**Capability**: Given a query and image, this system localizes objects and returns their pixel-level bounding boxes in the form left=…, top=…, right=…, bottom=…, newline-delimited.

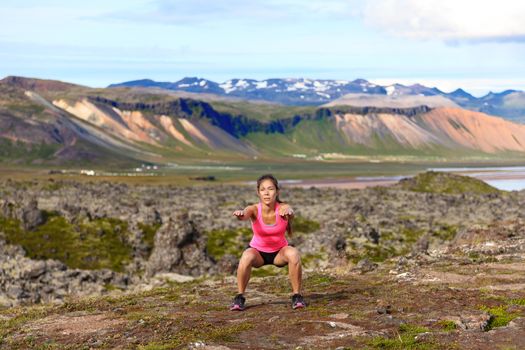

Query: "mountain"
left=2, top=75, right=525, bottom=165
left=110, top=77, right=387, bottom=105
left=447, top=88, right=476, bottom=101
left=0, top=77, right=159, bottom=165
left=110, top=77, right=525, bottom=123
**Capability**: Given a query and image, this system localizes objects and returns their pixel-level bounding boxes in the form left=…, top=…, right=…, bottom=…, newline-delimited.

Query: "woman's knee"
left=239, top=249, right=259, bottom=266
left=285, top=248, right=301, bottom=265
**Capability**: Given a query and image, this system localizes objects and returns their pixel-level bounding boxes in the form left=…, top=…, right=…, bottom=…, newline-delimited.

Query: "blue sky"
left=1, top=0, right=525, bottom=96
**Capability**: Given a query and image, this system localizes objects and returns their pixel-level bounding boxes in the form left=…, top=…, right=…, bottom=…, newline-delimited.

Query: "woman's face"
left=258, top=179, right=278, bottom=205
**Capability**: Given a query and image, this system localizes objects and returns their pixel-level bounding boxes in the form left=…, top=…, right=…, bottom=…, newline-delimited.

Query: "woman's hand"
left=279, top=204, right=294, bottom=219
left=233, top=205, right=256, bottom=221
left=233, top=209, right=245, bottom=219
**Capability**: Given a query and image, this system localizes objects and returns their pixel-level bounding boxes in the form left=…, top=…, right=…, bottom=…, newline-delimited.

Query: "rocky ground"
left=1, top=172, right=525, bottom=348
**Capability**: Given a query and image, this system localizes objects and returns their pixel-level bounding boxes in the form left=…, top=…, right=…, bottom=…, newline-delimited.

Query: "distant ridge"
left=109, top=77, right=525, bottom=123
left=1, top=76, right=81, bottom=92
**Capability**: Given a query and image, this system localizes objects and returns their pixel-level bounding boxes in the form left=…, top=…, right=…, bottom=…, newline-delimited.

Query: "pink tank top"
left=249, top=202, right=289, bottom=253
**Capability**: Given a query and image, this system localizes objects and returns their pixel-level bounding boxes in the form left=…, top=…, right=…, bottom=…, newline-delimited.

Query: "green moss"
left=468, top=251, right=481, bottom=261
left=0, top=305, right=51, bottom=342
left=509, top=298, right=525, bottom=306
left=302, top=252, right=326, bottom=268
left=304, top=304, right=332, bottom=317
left=292, top=216, right=320, bottom=234
left=480, top=305, right=519, bottom=330
left=398, top=171, right=500, bottom=194
left=361, top=243, right=398, bottom=263
left=251, top=265, right=286, bottom=277
left=401, top=227, right=425, bottom=245
left=304, top=273, right=335, bottom=288
left=104, top=283, right=123, bottom=292
left=366, top=244, right=397, bottom=262
left=356, top=214, right=367, bottom=223
left=42, top=181, right=63, bottom=192
left=0, top=216, right=24, bottom=238
left=206, top=227, right=251, bottom=260
left=437, top=320, right=457, bottom=332
left=138, top=222, right=161, bottom=255
left=138, top=344, right=173, bottom=350
left=431, top=224, right=458, bottom=241
left=138, top=322, right=254, bottom=349
left=368, top=324, right=435, bottom=349
left=3, top=214, right=133, bottom=272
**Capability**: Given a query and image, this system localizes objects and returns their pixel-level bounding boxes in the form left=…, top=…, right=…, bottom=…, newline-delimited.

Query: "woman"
left=230, top=174, right=306, bottom=311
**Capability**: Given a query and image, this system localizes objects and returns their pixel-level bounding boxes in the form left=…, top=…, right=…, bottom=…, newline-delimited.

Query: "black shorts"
left=248, top=246, right=286, bottom=267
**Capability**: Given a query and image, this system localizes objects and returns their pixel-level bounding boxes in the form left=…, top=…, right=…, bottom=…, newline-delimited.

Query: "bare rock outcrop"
left=145, top=213, right=214, bottom=277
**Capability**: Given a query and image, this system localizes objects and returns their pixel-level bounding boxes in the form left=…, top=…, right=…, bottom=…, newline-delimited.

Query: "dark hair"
left=256, top=174, right=292, bottom=236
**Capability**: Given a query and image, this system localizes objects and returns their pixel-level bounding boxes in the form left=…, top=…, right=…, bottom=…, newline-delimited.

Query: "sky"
left=1, top=0, right=525, bottom=96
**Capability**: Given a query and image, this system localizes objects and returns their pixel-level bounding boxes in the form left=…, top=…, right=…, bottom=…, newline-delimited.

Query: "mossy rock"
left=397, top=171, right=500, bottom=194
left=138, top=222, right=161, bottom=255
left=431, top=224, right=458, bottom=241
left=1, top=214, right=133, bottom=272
left=206, top=228, right=252, bottom=261
left=292, top=216, right=320, bottom=234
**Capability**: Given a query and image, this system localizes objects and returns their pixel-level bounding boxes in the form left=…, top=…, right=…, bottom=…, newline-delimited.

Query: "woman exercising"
left=230, top=174, right=306, bottom=311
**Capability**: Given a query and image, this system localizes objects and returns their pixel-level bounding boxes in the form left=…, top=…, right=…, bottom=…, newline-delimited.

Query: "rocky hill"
left=1, top=172, right=525, bottom=348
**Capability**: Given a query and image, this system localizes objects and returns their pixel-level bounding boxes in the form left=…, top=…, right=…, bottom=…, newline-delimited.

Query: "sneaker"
left=230, top=294, right=246, bottom=311
left=292, top=294, right=306, bottom=309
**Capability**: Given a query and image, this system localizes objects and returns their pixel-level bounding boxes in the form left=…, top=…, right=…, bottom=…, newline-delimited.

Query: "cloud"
left=361, top=0, right=525, bottom=43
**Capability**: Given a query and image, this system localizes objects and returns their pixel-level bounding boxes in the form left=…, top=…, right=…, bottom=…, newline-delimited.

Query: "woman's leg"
left=273, top=246, right=302, bottom=294
left=237, top=248, right=264, bottom=294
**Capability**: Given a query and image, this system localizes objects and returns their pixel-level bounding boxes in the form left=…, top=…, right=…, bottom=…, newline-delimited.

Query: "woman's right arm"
left=233, top=204, right=256, bottom=221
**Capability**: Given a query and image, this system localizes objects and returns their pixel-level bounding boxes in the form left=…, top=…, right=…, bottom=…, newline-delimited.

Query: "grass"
left=1, top=156, right=524, bottom=186
left=137, top=322, right=254, bottom=349
left=509, top=298, right=525, bottom=306
left=210, top=100, right=316, bottom=122
left=0, top=139, right=59, bottom=163
left=398, top=171, right=501, bottom=194
left=437, top=320, right=457, bottom=332
left=243, top=117, right=463, bottom=159
left=0, top=277, right=233, bottom=349
left=368, top=324, right=435, bottom=349
left=0, top=305, right=51, bottom=344
left=480, top=305, right=520, bottom=330
left=303, top=273, right=335, bottom=288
